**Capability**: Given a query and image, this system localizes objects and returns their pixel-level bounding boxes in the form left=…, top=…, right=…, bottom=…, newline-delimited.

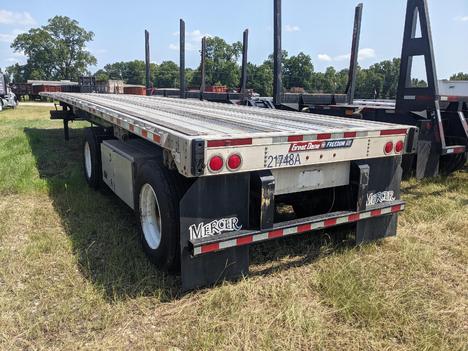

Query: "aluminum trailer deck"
left=43, top=92, right=416, bottom=290
left=43, top=92, right=416, bottom=178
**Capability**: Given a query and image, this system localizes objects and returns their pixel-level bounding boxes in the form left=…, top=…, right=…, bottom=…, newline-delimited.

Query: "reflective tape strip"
left=446, top=146, right=465, bottom=154
left=208, top=128, right=414, bottom=148
left=66, top=98, right=163, bottom=146
left=193, top=203, right=405, bottom=255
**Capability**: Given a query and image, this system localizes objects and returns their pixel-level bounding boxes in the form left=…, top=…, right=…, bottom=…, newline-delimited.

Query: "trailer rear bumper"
left=190, top=201, right=405, bottom=256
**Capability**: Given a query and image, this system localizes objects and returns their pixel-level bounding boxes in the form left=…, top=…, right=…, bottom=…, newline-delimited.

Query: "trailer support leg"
left=63, top=119, right=70, bottom=141
left=179, top=174, right=250, bottom=291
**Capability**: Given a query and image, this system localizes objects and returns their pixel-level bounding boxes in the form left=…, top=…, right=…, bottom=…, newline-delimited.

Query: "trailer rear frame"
left=43, top=91, right=415, bottom=290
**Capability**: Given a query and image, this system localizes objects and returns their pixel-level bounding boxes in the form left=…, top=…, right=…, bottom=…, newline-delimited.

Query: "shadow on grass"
left=24, top=127, right=355, bottom=301
left=402, top=169, right=468, bottom=199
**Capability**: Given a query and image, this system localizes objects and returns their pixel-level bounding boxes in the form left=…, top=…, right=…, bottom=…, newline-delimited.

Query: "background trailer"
left=303, top=0, right=467, bottom=178
left=145, top=0, right=466, bottom=179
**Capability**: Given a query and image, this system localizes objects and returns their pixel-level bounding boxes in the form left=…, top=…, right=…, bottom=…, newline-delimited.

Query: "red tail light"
left=395, top=140, right=404, bottom=153
left=208, top=155, right=224, bottom=172
left=227, top=154, right=242, bottom=171
left=384, top=141, right=393, bottom=154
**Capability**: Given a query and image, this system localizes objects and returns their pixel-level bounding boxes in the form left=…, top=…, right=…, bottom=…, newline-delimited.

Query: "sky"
left=1, top=0, right=468, bottom=79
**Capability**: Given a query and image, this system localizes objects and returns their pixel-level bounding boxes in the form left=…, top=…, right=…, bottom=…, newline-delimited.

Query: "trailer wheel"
left=136, top=161, right=181, bottom=272
left=83, top=127, right=103, bottom=189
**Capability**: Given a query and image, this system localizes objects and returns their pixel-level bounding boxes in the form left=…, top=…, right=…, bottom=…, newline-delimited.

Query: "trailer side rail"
left=42, top=92, right=415, bottom=177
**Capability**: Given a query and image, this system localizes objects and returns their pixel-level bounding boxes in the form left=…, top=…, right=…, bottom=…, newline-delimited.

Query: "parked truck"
left=43, top=92, right=416, bottom=290
left=0, top=74, right=18, bottom=111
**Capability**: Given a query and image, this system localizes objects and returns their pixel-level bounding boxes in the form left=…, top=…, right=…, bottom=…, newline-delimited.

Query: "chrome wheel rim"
left=84, top=142, right=92, bottom=179
left=140, top=183, right=162, bottom=250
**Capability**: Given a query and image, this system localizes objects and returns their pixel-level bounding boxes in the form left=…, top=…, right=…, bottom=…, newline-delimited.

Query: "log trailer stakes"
left=303, top=0, right=467, bottom=179
left=148, top=0, right=467, bottom=179
left=43, top=92, right=417, bottom=290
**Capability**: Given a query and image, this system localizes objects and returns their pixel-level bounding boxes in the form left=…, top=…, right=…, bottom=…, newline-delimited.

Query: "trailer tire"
left=83, top=127, right=103, bottom=189
left=136, top=161, right=181, bottom=272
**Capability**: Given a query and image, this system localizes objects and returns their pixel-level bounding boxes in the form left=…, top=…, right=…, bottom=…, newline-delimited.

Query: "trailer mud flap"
left=179, top=173, right=250, bottom=291
left=416, top=120, right=441, bottom=179
left=354, top=156, right=402, bottom=244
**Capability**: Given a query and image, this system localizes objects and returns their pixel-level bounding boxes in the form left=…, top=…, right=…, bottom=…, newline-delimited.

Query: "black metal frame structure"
left=304, top=0, right=467, bottom=178
left=345, top=3, right=363, bottom=105
left=178, top=156, right=403, bottom=290
left=143, top=0, right=466, bottom=178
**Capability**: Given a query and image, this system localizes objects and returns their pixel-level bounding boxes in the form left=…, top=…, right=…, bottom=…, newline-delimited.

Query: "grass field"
left=0, top=105, right=467, bottom=350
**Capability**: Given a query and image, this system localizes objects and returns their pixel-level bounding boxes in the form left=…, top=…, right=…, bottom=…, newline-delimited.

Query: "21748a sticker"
left=266, top=153, right=301, bottom=168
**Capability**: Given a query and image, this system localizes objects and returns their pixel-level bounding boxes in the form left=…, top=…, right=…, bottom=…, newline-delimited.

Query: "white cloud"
left=0, top=29, right=25, bottom=43
left=318, top=48, right=376, bottom=63
left=454, top=15, right=468, bottom=22
left=318, top=54, right=332, bottom=62
left=4, top=51, right=26, bottom=64
left=170, top=29, right=211, bottom=52
left=285, top=24, right=300, bottom=33
left=12, top=51, right=25, bottom=57
left=334, top=53, right=350, bottom=62
left=93, top=48, right=108, bottom=54
left=0, top=10, right=35, bottom=26
left=0, top=33, right=15, bottom=43
left=187, top=29, right=206, bottom=42
left=357, top=48, right=376, bottom=60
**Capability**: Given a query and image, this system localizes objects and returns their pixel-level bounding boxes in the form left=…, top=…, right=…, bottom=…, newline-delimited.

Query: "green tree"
left=122, top=60, right=146, bottom=85
left=247, top=61, right=273, bottom=97
left=317, top=67, right=341, bottom=93
left=185, top=68, right=196, bottom=89
left=366, top=58, right=400, bottom=98
left=94, top=69, right=109, bottom=81
left=204, top=36, right=242, bottom=88
left=96, top=60, right=156, bottom=85
left=450, top=72, right=468, bottom=80
left=283, top=52, right=314, bottom=91
left=355, top=68, right=384, bottom=99
left=10, top=16, right=96, bottom=81
left=5, top=64, right=26, bottom=83
left=154, top=61, right=179, bottom=88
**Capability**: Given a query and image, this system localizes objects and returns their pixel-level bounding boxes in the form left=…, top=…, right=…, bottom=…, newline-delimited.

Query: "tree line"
left=6, top=16, right=468, bottom=100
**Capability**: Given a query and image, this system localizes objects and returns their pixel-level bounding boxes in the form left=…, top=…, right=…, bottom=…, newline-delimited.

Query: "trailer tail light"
left=227, top=154, right=242, bottom=171
left=384, top=141, right=394, bottom=154
left=395, top=140, right=405, bottom=153
left=208, top=155, right=224, bottom=172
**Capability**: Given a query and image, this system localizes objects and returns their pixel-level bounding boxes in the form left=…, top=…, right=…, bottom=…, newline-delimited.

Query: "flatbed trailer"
left=43, top=92, right=416, bottom=290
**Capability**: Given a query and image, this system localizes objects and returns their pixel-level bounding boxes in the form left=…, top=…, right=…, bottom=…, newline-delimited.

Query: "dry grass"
left=0, top=105, right=467, bottom=350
